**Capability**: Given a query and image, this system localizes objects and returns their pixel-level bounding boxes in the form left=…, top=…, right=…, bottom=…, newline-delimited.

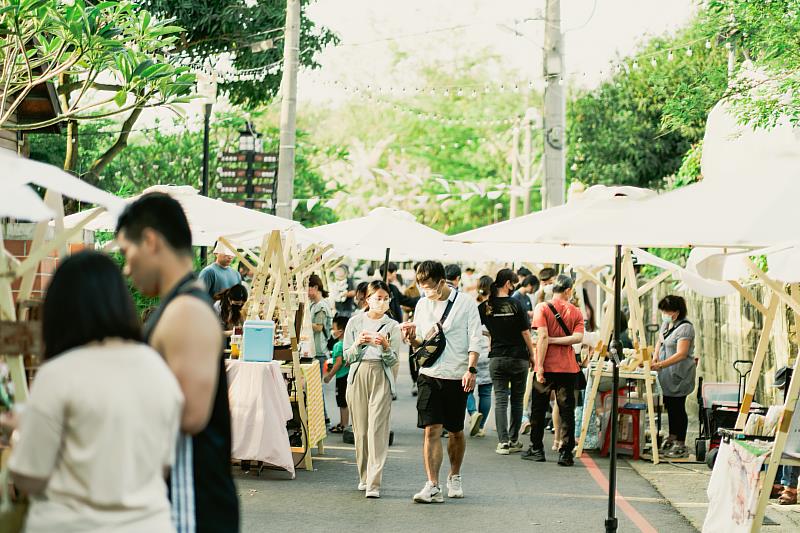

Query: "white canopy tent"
left=2, top=150, right=124, bottom=212
left=62, top=185, right=314, bottom=247
left=1, top=180, right=54, bottom=222
left=309, top=207, right=483, bottom=262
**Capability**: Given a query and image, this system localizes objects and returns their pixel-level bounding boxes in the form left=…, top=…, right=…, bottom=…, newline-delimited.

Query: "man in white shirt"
left=401, top=261, right=482, bottom=504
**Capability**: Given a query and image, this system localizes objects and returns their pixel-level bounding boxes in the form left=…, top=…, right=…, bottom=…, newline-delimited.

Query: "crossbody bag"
left=412, top=291, right=458, bottom=368
left=545, top=302, right=587, bottom=390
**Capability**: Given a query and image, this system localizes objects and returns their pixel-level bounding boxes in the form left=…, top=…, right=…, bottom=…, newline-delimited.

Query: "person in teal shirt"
left=324, top=315, right=351, bottom=433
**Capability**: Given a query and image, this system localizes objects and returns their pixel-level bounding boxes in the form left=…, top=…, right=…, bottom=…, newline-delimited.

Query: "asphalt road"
left=235, top=365, right=697, bottom=533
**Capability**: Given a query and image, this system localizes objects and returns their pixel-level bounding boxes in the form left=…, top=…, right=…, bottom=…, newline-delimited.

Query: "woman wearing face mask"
left=342, top=281, right=402, bottom=499
left=653, top=295, right=696, bottom=459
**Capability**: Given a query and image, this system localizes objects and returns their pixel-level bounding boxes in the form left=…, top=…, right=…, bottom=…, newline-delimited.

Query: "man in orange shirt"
left=521, top=274, right=584, bottom=466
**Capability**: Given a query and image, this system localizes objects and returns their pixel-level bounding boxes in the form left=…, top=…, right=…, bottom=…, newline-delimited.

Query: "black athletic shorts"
left=335, top=376, right=348, bottom=408
left=416, top=374, right=468, bottom=433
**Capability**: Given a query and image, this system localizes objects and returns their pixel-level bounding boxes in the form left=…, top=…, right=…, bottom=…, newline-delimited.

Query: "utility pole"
left=522, top=112, right=533, bottom=214
left=542, top=0, right=565, bottom=209
left=510, top=120, right=520, bottom=218
left=275, top=0, right=300, bottom=220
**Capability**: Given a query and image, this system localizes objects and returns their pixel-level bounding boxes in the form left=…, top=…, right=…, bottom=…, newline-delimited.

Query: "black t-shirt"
left=479, top=296, right=530, bottom=359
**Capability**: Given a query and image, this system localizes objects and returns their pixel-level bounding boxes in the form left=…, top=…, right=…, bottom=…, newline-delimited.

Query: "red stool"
left=600, top=405, right=644, bottom=460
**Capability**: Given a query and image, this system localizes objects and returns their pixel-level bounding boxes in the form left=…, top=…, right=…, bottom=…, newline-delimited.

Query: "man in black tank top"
left=116, top=193, right=239, bottom=533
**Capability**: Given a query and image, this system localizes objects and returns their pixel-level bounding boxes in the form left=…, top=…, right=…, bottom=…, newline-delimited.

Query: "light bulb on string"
left=686, top=47, right=693, bottom=57
left=650, top=58, right=657, bottom=67
left=705, top=40, right=712, bottom=49
left=457, top=89, right=463, bottom=97
left=632, top=61, right=639, bottom=70
left=668, top=51, right=674, bottom=61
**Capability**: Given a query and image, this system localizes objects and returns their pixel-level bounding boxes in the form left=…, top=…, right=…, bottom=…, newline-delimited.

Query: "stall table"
left=225, top=360, right=295, bottom=477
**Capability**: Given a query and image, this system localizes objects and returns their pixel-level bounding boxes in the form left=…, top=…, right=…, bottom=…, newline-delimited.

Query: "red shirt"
left=532, top=298, right=584, bottom=373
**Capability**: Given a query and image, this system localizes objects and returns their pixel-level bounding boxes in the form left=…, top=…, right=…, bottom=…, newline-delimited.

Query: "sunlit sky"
left=147, top=0, right=698, bottom=127
left=297, top=0, right=698, bottom=103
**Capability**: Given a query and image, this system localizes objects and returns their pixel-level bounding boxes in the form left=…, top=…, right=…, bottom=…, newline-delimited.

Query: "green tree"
left=566, top=16, right=728, bottom=190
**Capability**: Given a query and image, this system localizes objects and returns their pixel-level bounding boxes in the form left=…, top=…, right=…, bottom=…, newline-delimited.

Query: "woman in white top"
left=6, top=251, right=183, bottom=533
left=342, top=281, right=401, bottom=499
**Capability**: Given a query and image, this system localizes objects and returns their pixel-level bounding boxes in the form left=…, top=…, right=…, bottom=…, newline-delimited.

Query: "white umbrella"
left=310, top=207, right=474, bottom=262
left=63, top=185, right=308, bottom=247
left=2, top=150, right=123, bottom=212
left=525, top=101, right=800, bottom=250
left=0, top=181, right=54, bottom=222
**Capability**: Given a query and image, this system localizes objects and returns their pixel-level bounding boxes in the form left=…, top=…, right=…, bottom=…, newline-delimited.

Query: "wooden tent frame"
left=722, top=259, right=800, bottom=532
left=574, top=248, right=667, bottom=464
left=219, top=231, right=339, bottom=472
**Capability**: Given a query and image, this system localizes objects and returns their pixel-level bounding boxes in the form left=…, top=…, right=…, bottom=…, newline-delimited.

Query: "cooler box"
left=242, top=320, right=275, bottom=362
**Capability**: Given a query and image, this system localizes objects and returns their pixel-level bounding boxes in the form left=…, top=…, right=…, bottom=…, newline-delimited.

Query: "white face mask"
left=543, top=285, right=554, bottom=298
left=662, top=313, right=673, bottom=325
left=368, top=297, right=390, bottom=314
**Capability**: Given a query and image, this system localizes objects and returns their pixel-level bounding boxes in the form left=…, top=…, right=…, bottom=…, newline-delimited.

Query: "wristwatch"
left=468, top=366, right=477, bottom=375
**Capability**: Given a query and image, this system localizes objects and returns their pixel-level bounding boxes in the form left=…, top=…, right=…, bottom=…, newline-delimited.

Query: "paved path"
left=235, top=366, right=697, bottom=533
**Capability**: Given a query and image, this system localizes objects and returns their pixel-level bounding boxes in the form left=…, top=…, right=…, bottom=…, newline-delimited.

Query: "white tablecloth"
left=225, top=360, right=294, bottom=477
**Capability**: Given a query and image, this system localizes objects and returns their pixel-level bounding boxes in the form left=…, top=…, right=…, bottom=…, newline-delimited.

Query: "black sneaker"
left=557, top=450, right=574, bottom=467
left=521, top=446, right=546, bottom=462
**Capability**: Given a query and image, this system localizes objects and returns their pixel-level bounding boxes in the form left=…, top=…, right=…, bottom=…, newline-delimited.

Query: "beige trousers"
left=346, top=360, right=393, bottom=492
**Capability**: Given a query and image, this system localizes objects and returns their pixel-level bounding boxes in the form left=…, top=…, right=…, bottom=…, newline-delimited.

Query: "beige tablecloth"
left=225, top=360, right=294, bottom=477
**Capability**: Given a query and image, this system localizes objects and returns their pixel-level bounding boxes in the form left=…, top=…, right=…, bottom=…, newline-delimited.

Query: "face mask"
left=543, top=285, right=554, bottom=298
left=662, top=314, right=673, bottom=325
left=423, top=281, right=443, bottom=300
left=368, top=297, right=390, bottom=314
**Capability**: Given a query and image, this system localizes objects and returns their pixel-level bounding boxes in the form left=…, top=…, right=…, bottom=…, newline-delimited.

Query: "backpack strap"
left=545, top=302, right=572, bottom=337
left=438, top=290, right=458, bottom=326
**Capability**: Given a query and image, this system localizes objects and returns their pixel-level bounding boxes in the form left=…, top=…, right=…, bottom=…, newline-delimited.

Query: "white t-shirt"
left=10, top=340, right=184, bottom=533
left=361, top=315, right=386, bottom=360
left=413, top=289, right=483, bottom=380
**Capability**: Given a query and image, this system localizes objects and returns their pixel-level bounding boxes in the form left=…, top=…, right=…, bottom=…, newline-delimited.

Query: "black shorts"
left=416, top=374, right=468, bottom=433
left=335, top=376, right=348, bottom=408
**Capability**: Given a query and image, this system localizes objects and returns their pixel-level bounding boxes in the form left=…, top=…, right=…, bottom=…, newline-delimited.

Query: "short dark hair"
left=416, top=260, right=445, bottom=285
left=366, top=280, right=391, bottom=299
left=658, top=295, right=688, bottom=320
left=379, top=262, right=398, bottom=277
left=333, top=315, right=350, bottom=330
left=42, top=251, right=142, bottom=360
left=521, top=275, right=540, bottom=291
left=553, top=274, right=574, bottom=294
left=444, top=264, right=462, bottom=281
left=465, top=267, right=475, bottom=274
left=308, top=273, right=329, bottom=298
left=115, top=192, right=192, bottom=255
left=517, top=266, right=533, bottom=278
left=539, top=267, right=557, bottom=282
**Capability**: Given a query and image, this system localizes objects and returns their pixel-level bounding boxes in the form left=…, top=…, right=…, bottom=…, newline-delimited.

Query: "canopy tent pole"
left=606, top=244, right=622, bottom=533
left=382, top=247, right=390, bottom=283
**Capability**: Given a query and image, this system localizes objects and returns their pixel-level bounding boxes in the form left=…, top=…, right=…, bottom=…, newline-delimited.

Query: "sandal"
left=330, top=424, right=344, bottom=434
left=778, top=488, right=798, bottom=505
left=552, top=439, right=563, bottom=451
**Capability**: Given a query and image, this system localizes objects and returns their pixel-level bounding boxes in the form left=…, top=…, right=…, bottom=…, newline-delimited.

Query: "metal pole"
left=606, top=244, right=622, bottom=533
left=275, top=0, right=300, bottom=220
left=542, top=0, right=565, bottom=209
left=382, top=248, right=391, bottom=283
left=200, top=102, right=212, bottom=265
left=510, top=120, right=520, bottom=219
left=523, top=113, right=533, bottom=214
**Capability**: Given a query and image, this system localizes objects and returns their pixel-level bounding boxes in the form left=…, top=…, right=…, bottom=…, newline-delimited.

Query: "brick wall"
left=5, top=240, right=89, bottom=303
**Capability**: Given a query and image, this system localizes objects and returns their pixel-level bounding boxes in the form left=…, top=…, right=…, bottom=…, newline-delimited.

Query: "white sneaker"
left=447, top=474, right=464, bottom=498
left=413, top=481, right=444, bottom=503
left=358, top=482, right=367, bottom=491
left=366, top=490, right=380, bottom=498
left=509, top=441, right=524, bottom=453
left=475, top=428, right=486, bottom=438
left=469, top=412, right=483, bottom=436
left=496, top=442, right=510, bottom=455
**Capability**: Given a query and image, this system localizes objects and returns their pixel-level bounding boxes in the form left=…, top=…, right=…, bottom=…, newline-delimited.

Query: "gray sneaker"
left=665, top=445, right=689, bottom=459
left=509, top=441, right=524, bottom=453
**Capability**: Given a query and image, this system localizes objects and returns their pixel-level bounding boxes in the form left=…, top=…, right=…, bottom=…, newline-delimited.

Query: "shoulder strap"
left=546, top=302, right=571, bottom=336
left=439, top=290, right=458, bottom=325
left=663, top=318, right=690, bottom=340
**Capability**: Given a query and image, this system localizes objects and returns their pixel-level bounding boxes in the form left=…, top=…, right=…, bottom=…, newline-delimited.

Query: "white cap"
left=213, top=241, right=236, bottom=256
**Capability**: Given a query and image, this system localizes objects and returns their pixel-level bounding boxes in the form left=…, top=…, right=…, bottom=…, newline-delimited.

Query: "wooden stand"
left=725, top=262, right=800, bottom=532
left=222, top=231, right=338, bottom=471
left=575, top=248, right=662, bottom=464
